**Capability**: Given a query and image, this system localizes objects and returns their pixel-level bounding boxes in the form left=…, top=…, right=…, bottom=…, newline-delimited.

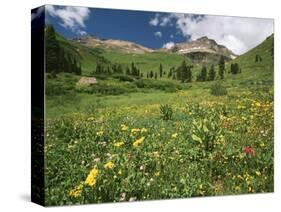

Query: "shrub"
left=112, top=74, right=135, bottom=82
left=134, top=79, right=182, bottom=92
left=160, top=104, right=173, bottom=120
left=46, top=73, right=77, bottom=96
left=210, top=82, right=228, bottom=96
left=76, top=81, right=137, bottom=95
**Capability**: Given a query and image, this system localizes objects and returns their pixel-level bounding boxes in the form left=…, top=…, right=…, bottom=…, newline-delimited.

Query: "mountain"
left=166, top=36, right=237, bottom=64
left=73, top=36, right=154, bottom=54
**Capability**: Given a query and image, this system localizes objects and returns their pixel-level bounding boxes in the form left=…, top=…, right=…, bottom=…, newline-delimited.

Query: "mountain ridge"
left=73, top=35, right=237, bottom=64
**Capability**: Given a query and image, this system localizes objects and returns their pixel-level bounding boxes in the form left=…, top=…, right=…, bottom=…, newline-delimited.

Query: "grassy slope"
left=102, top=50, right=188, bottom=75
left=46, top=34, right=274, bottom=118
left=224, top=34, right=274, bottom=84
left=56, top=33, right=110, bottom=75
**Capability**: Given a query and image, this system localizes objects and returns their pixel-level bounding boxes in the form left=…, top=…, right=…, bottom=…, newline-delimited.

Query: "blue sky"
left=45, top=6, right=187, bottom=50
left=41, top=5, right=274, bottom=54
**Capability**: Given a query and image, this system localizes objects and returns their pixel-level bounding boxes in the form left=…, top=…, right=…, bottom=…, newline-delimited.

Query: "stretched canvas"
left=31, top=4, right=274, bottom=206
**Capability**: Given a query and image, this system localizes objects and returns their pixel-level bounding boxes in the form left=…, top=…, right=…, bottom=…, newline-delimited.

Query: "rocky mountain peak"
left=168, top=36, right=237, bottom=63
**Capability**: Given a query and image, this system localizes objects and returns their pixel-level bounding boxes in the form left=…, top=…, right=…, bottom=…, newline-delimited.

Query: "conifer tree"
left=208, top=65, right=216, bottom=81
left=150, top=70, right=154, bottom=78
left=218, top=56, right=225, bottom=79
left=197, top=66, right=207, bottom=81
left=159, top=63, right=163, bottom=77
left=46, top=25, right=60, bottom=73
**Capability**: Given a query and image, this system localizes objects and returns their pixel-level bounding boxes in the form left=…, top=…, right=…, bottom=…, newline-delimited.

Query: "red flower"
left=244, top=146, right=256, bottom=156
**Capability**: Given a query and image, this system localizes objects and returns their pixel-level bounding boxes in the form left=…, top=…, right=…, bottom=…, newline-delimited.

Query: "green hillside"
left=56, top=33, right=110, bottom=74
left=55, top=28, right=274, bottom=85
left=224, top=34, right=274, bottom=84
left=101, top=50, right=188, bottom=75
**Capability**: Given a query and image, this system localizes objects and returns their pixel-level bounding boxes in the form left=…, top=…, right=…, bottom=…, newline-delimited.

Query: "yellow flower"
left=237, top=175, right=244, bottom=180
left=155, top=171, right=160, bottom=177
left=255, top=102, right=261, bottom=107
left=87, top=117, right=95, bottom=121
left=69, top=183, right=84, bottom=198
left=121, top=124, right=128, bottom=131
left=85, top=167, right=99, bottom=187
left=133, top=136, right=145, bottom=147
left=153, top=151, right=160, bottom=158
left=238, top=105, right=246, bottom=109
left=96, top=131, right=103, bottom=136
left=255, top=171, right=261, bottom=176
left=131, top=128, right=140, bottom=134
left=235, top=186, right=241, bottom=191
left=171, top=133, right=178, bottom=138
left=104, top=161, right=114, bottom=169
left=141, top=128, right=148, bottom=133
left=113, top=141, right=124, bottom=147
left=248, top=186, right=252, bottom=192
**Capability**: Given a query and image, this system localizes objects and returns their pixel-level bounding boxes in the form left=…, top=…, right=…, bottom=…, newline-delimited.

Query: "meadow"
left=44, top=33, right=274, bottom=205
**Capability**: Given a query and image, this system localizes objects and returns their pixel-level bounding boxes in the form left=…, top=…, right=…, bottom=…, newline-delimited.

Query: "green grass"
left=44, top=33, right=274, bottom=205
left=102, top=50, right=188, bottom=74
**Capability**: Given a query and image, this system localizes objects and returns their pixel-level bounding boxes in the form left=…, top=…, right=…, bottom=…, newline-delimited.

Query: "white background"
left=0, top=0, right=280, bottom=211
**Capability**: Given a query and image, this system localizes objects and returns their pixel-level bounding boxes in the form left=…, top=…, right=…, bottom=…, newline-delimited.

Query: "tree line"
left=46, top=25, right=82, bottom=75
left=196, top=56, right=241, bottom=82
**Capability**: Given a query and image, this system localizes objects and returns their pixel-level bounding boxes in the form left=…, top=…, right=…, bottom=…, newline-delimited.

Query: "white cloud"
left=77, top=30, right=87, bottom=36
left=162, top=41, right=175, bottom=49
left=150, top=13, right=273, bottom=54
left=154, top=31, right=162, bottom=38
left=170, top=14, right=274, bottom=54
left=149, top=13, right=160, bottom=26
left=159, top=14, right=174, bottom=27
left=149, top=13, right=174, bottom=27
left=45, top=5, right=90, bottom=34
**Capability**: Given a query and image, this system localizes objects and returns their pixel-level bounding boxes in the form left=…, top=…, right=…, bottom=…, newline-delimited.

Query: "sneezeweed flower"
left=121, top=124, right=128, bottom=131
left=154, top=171, right=160, bottom=177
left=235, top=186, right=241, bottom=191
left=255, top=102, right=261, bottom=107
left=255, top=171, right=261, bottom=176
left=69, top=183, right=84, bottom=198
left=104, top=161, right=114, bottom=169
left=133, top=136, right=145, bottom=147
left=87, top=117, right=95, bottom=121
left=171, top=133, right=178, bottom=138
left=260, top=142, right=265, bottom=147
left=131, top=128, right=140, bottom=134
left=244, top=146, right=256, bottom=157
left=248, top=186, right=253, bottom=192
left=153, top=151, right=160, bottom=158
left=96, top=131, right=103, bottom=136
left=238, top=105, right=246, bottom=109
left=141, top=128, right=148, bottom=133
left=113, top=141, right=124, bottom=147
left=85, top=167, right=99, bottom=187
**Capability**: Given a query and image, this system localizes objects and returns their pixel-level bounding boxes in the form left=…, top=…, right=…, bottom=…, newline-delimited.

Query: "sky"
left=36, top=5, right=274, bottom=55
